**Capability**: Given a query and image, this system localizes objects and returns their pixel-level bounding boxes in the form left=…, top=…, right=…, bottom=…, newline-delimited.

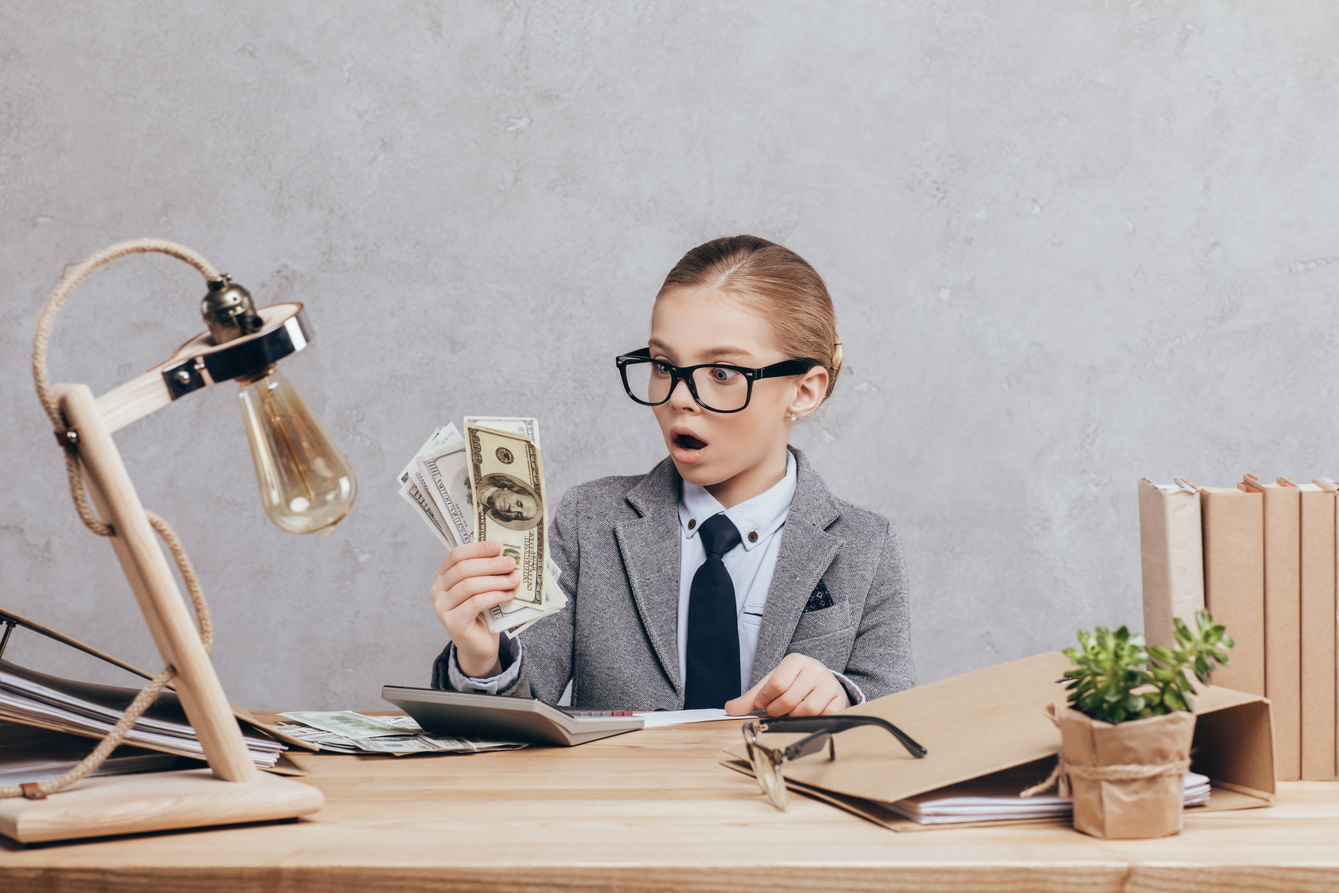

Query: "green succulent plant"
left=1061, top=609, right=1234, bottom=724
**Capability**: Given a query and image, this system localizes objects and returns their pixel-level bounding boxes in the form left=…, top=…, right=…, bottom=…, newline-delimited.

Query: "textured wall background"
left=3, top=2, right=1338, bottom=709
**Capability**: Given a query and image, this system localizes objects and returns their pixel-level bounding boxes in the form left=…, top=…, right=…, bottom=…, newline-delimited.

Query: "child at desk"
left=428, top=235, right=913, bottom=715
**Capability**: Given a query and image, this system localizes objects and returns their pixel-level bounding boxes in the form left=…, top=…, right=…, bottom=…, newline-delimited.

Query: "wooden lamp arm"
left=57, top=383, right=259, bottom=783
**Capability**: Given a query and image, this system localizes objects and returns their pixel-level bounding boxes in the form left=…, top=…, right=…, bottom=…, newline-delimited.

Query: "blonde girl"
left=429, top=235, right=912, bottom=716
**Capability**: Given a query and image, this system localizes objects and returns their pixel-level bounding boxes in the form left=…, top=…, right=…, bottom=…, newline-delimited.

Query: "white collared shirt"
left=675, top=450, right=797, bottom=696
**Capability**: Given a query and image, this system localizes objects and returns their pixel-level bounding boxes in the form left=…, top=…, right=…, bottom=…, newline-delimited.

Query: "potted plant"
left=1039, top=610, right=1233, bottom=839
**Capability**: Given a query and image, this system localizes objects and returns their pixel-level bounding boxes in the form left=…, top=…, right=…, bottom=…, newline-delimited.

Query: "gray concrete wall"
left=3, top=2, right=1337, bottom=709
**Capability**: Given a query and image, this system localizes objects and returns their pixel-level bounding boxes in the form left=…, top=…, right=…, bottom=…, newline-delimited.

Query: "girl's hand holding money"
left=430, top=540, right=519, bottom=678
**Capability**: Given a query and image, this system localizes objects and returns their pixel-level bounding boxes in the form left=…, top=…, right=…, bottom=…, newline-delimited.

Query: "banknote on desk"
left=397, top=417, right=566, bottom=636
left=276, top=711, right=524, bottom=755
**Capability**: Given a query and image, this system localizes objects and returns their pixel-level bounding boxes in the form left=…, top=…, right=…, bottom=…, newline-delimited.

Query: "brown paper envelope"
left=721, top=758, right=1070, bottom=832
left=723, top=758, right=1265, bottom=833
left=723, top=652, right=1275, bottom=808
left=1184, top=684, right=1274, bottom=801
left=725, top=652, right=1073, bottom=804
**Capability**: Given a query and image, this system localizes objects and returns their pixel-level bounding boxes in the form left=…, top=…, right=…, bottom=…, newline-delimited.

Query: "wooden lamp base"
left=0, top=769, right=323, bottom=844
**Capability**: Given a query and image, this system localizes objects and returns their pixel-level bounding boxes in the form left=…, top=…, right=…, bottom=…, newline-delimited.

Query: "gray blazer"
left=432, top=447, right=914, bottom=709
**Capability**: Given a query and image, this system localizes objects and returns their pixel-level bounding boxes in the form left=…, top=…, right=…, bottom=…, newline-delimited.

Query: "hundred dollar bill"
left=351, top=736, right=446, bottom=754
left=275, top=723, right=523, bottom=754
left=490, top=556, right=566, bottom=635
left=415, top=423, right=470, bottom=543
left=346, top=734, right=524, bottom=754
left=277, top=710, right=405, bottom=739
left=398, top=418, right=565, bottom=635
left=466, top=423, right=548, bottom=609
left=399, top=473, right=453, bottom=548
left=418, top=418, right=542, bottom=546
left=499, top=598, right=562, bottom=638
left=464, top=416, right=540, bottom=450
left=398, top=427, right=460, bottom=549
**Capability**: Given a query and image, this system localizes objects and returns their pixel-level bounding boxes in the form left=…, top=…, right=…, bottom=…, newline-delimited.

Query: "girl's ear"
left=788, top=367, right=829, bottom=419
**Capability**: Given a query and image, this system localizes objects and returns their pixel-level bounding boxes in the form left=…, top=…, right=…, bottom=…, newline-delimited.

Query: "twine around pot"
left=1020, top=754, right=1192, bottom=799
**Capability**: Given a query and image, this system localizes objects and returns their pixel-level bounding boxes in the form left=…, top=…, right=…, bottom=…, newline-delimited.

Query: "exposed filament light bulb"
left=237, top=368, right=357, bottom=536
left=201, top=277, right=356, bottom=536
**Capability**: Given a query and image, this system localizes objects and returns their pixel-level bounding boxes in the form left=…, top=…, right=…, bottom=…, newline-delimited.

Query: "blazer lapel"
left=613, top=458, right=685, bottom=695
left=751, top=449, right=843, bottom=687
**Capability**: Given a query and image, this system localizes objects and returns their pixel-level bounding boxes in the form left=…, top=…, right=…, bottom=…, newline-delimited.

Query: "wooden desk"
left=5, top=715, right=1339, bottom=893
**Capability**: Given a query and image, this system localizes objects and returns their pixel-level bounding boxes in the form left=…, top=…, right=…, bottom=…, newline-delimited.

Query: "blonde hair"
left=655, top=235, right=844, bottom=400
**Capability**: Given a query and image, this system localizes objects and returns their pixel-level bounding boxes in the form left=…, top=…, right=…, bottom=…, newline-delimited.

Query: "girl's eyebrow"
left=647, top=339, right=754, bottom=363
left=697, top=346, right=754, bottom=361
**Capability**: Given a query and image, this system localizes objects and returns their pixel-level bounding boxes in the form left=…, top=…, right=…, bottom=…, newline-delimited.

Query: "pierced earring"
left=790, top=412, right=797, bottom=422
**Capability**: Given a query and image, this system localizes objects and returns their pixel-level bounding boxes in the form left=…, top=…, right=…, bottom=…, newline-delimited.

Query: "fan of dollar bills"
left=398, top=417, right=565, bottom=637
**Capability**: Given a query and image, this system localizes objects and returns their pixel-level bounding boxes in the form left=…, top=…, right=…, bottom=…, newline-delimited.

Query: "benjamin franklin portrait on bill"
left=475, top=472, right=542, bottom=531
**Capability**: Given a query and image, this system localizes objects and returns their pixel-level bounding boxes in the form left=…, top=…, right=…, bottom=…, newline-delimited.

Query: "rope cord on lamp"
left=3, top=240, right=221, bottom=801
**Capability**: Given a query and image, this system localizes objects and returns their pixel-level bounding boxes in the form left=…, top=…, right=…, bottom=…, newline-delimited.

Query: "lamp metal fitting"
left=201, top=276, right=265, bottom=345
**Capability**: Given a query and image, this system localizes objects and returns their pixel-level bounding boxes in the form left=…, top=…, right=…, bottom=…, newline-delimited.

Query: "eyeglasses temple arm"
left=760, top=715, right=928, bottom=759
left=615, top=347, right=652, bottom=364
left=782, top=730, right=838, bottom=761
left=876, top=718, right=928, bottom=759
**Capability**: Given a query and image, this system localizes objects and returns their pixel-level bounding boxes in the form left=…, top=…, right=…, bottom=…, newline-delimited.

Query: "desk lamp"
left=0, top=239, right=356, bottom=843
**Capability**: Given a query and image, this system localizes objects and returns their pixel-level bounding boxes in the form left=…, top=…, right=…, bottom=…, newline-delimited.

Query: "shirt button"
left=688, top=519, right=696, bottom=530
left=748, top=531, right=759, bottom=543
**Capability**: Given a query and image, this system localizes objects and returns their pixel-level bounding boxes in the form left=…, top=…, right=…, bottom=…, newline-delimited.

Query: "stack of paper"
left=0, top=660, right=284, bottom=769
left=883, top=761, right=1211, bottom=826
left=0, top=721, right=188, bottom=785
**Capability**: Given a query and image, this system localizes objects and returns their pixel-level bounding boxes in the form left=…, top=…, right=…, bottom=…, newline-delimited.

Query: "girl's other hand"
left=724, top=653, right=850, bottom=717
left=429, top=540, right=519, bottom=678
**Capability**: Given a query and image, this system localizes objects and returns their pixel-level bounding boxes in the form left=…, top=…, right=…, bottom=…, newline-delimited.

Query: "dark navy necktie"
left=684, top=512, right=743, bottom=709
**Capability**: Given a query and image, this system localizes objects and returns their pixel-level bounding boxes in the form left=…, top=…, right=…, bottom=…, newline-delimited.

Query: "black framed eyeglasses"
left=615, top=347, right=820, bottom=414
left=742, top=715, right=928, bottom=812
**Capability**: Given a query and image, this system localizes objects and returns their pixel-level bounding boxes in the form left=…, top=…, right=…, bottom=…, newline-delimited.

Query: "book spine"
left=1138, top=480, right=1204, bottom=652
left=1300, top=488, right=1337, bottom=780
left=1261, top=483, right=1302, bottom=781
left=1201, top=488, right=1266, bottom=698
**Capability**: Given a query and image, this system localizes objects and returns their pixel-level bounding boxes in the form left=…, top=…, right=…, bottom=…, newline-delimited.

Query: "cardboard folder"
left=725, top=652, right=1274, bottom=831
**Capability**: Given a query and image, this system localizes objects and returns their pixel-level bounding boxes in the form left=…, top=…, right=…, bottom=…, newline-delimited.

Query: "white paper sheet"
left=884, top=769, right=1211, bottom=825
left=633, top=708, right=750, bottom=728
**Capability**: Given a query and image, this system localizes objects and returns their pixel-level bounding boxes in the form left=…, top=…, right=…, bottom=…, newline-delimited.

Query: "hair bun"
left=831, top=336, right=844, bottom=374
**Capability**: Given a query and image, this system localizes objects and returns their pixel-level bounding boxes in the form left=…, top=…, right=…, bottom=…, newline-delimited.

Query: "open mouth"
left=674, top=432, right=707, bottom=451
